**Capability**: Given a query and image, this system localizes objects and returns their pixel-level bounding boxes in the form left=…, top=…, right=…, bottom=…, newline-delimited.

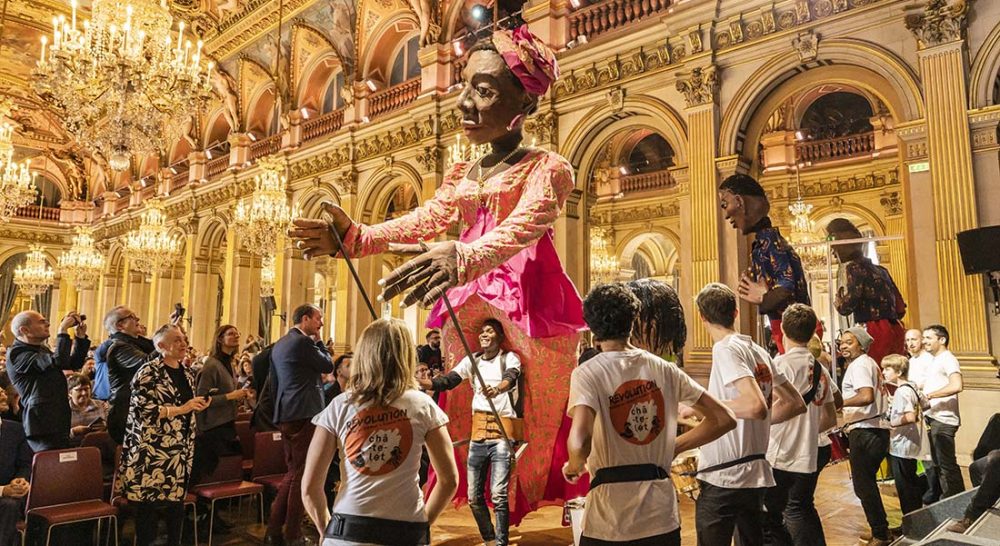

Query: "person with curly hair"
left=563, top=283, right=735, bottom=545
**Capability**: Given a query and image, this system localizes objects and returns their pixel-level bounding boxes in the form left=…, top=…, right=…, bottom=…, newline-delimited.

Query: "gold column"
left=220, top=230, right=239, bottom=325
left=332, top=193, right=357, bottom=353
left=146, top=273, right=160, bottom=325
left=677, top=66, right=721, bottom=370
left=908, top=5, right=991, bottom=360
left=118, top=254, right=130, bottom=307
left=270, top=235, right=288, bottom=343
left=179, top=229, right=197, bottom=312
left=58, top=277, right=78, bottom=317
left=881, top=192, right=911, bottom=310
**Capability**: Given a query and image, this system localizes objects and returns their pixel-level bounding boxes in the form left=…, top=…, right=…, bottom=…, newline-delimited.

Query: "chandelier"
left=260, top=255, right=276, bottom=297
left=788, top=165, right=826, bottom=269
left=14, top=244, right=56, bottom=297
left=124, top=197, right=181, bottom=277
left=445, top=134, right=491, bottom=170
left=232, top=156, right=297, bottom=255
left=590, top=227, right=620, bottom=284
left=58, top=226, right=106, bottom=289
left=0, top=107, right=37, bottom=222
left=33, top=0, right=214, bottom=171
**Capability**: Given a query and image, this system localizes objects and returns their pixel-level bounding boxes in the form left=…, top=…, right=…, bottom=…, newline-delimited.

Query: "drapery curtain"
left=33, top=286, right=53, bottom=320
left=0, top=254, right=26, bottom=328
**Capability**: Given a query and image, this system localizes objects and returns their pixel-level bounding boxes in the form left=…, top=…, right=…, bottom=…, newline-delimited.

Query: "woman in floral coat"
left=117, top=323, right=209, bottom=546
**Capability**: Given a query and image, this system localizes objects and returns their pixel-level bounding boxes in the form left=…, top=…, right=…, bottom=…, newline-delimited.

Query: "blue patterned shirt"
left=748, top=217, right=811, bottom=319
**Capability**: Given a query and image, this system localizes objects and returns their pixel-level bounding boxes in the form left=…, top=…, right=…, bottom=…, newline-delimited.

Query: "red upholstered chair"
left=189, top=454, right=264, bottom=545
left=23, top=447, right=118, bottom=546
left=80, top=431, right=117, bottom=500
left=234, top=420, right=254, bottom=476
left=109, top=447, right=199, bottom=545
left=250, top=430, right=287, bottom=492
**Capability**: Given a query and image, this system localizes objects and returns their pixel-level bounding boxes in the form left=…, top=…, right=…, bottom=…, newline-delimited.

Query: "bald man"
left=5, top=310, right=90, bottom=452
left=904, top=329, right=931, bottom=390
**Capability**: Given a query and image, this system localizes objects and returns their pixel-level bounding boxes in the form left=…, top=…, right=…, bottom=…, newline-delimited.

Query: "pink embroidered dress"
left=340, top=148, right=587, bottom=522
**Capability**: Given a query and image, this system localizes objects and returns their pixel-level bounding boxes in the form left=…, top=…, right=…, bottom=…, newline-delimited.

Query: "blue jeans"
left=467, top=440, right=513, bottom=545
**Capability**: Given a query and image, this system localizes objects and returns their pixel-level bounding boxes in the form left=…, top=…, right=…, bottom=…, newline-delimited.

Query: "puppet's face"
left=458, top=50, right=532, bottom=146
left=719, top=190, right=764, bottom=235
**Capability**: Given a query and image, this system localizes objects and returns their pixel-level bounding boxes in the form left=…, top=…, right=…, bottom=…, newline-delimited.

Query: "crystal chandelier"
left=590, top=227, right=620, bottom=284
left=445, top=134, right=491, bottom=170
left=14, top=243, right=56, bottom=297
left=33, top=0, right=214, bottom=171
left=124, top=197, right=181, bottom=277
left=232, top=156, right=297, bottom=255
left=58, top=226, right=106, bottom=289
left=788, top=165, right=826, bottom=269
left=0, top=107, right=37, bottom=222
left=260, top=255, right=276, bottom=297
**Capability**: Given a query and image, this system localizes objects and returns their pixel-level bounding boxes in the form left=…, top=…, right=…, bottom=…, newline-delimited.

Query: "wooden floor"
left=201, top=462, right=918, bottom=546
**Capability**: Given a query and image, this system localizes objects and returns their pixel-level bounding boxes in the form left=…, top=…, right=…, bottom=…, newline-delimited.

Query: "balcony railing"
left=569, top=0, right=672, bottom=43
left=206, top=155, right=229, bottom=178
left=620, top=169, right=674, bottom=193
left=250, top=133, right=282, bottom=160
left=15, top=204, right=61, bottom=221
left=796, top=132, right=875, bottom=164
left=368, top=78, right=421, bottom=120
left=303, top=109, right=345, bottom=142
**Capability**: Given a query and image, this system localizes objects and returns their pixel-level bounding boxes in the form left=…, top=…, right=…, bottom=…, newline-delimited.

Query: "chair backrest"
left=235, top=420, right=254, bottom=461
left=26, top=447, right=104, bottom=511
left=251, top=430, right=287, bottom=479
left=195, top=454, right=244, bottom=486
left=80, top=431, right=116, bottom=466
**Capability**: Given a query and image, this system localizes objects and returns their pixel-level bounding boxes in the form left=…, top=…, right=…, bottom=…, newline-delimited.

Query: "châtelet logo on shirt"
left=754, top=360, right=774, bottom=408
left=344, top=407, right=414, bottom=476
left=609, top=380, right=665, bottom=445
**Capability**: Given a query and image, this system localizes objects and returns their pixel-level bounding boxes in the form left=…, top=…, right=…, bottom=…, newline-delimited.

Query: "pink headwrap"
left=491, top=25, right=559, bottom=96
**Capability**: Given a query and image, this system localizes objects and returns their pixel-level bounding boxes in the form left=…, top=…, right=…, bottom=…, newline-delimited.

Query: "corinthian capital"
left=905, top=0, right=971, bottom=49
left=676, top=65, right=719, bottom=108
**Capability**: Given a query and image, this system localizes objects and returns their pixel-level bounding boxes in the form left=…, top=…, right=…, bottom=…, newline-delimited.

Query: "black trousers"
left=696, top=481, right=765, bottom=546
left=191, top=422, right=240, bottom=485
left=792, top=445, right=831, bottom=546
left=134, top=501, right=185, bottom=546
left=763, top=468, right=818, bottom=546
left=889, top=455, right=928, bottom=515
left=848, top=428, right=889, bottom=540
left=0, top=496, right=24, bottom=546
left=26, top=433, right=70, bottom=453
left=926, top=417, right=965, bottom=498
left=966, top=449, right=1000, bottom=521
left=581, top=529, right=680, bottom=546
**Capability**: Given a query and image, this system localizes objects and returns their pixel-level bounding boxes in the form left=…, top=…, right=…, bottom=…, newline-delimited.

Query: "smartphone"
left=174, top=302, right=186, bottom=318
left=203, top=388, right=219, bottom=402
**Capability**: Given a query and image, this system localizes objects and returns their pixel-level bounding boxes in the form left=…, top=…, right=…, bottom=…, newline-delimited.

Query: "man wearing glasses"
left=103, top=306, right=160, bottom=444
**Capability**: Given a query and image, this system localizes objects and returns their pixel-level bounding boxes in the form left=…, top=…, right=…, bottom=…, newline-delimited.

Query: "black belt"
left=589, top=464, right=669, bottom=489
left=325, top=513, right=430, bottom=545
left=681, top=453, right=766, bottom=477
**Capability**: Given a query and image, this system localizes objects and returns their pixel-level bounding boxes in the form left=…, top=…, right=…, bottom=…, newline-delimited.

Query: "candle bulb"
left=40, top=35, right=47, bottom=61
left=71, top=0, right=77, bottom=31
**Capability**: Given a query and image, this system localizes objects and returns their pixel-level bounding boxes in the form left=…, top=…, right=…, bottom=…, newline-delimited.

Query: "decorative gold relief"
left=676, top=66, right=719, bottom=108
left=905, top=0, right=970, bottom=49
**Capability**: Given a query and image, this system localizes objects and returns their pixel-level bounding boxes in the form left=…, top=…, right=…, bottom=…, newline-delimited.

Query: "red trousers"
left=865, top=319, right=907, bottom=366
left=267, top=419, right=315, bottom=540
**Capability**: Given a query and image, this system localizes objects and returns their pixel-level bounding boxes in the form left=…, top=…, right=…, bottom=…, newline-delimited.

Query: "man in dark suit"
left=6, top=310, right=90, bottom=452
left=102, top=306, right=159, bottom=444
left=0, top=389, right=33, bottom=546
left=264, top=304, right=333, bottom=546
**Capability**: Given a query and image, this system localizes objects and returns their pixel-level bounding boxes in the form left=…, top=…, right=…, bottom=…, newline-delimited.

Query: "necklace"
left=476, top=146, right=522, bottom=204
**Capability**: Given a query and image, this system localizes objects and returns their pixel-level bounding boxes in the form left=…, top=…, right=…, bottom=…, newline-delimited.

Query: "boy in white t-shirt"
left=692, top=283, right=804, bottom=546
left=763, top=304, right=836, bottom=546
left=881, top=354, right=930, bottom=516
left=563, top=283, right=735, bottom=546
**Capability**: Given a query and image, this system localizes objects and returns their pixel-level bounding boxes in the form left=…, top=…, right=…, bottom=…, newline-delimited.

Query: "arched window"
left=630, top=253, right=653, bottom=280
left=624, top=133, right=674, bottom=174
left=32, top=176, right=63, bottom=207
left=322, top=71, right=347, bottom=113
left=389, top=36, right=420, bottom=86
left=799, top=92, right=874, bottom=140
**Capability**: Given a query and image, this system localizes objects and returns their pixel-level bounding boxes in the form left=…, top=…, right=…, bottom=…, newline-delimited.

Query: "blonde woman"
left=302, top=318, right=459, bottom=546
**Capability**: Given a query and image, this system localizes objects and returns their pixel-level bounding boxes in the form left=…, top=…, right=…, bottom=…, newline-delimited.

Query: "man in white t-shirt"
left=840, top=326, right=891, bottom=545
left=921, top=324, right=966, bottom=499
left=693, top=283, right=804, bottom=546
left=420, top=319, right=521, bottom=546
left=904, top=327, right=938, bottom=502
left=763, top=304, right=836, bottom=546
left=563, top=283, right=735, bottom=546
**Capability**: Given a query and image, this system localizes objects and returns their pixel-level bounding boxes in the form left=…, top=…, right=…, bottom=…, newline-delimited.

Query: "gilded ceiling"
left=0, top=0, right=468, bottom=203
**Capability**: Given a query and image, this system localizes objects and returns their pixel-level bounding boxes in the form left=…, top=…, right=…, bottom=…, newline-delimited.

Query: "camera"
left=174, top=302, right=186, bottom=318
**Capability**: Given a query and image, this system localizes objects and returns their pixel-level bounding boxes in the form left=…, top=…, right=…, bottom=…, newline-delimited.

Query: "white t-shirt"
left=888, top=382, right=926, bottom=460
left=567, top=349, right=705, bottom=541
left=768, top=347, right=833, bottom=474
left=817, top=366, right=839, bottom=448
left=908, top=351, right=933, bottom=390
left=923, top=350, right=961, bottom=426
left=841, top=354, right=888, bottom=430
left=699, top=334, right=786, bottom=488
left=312, top=389, right=449, bottom=545
left=453, top=351, right=521, bottom=418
